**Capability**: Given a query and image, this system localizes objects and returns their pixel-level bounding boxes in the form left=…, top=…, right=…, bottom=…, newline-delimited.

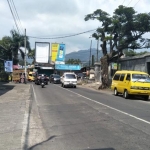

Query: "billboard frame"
left=35, top=42, right=50, bottom=63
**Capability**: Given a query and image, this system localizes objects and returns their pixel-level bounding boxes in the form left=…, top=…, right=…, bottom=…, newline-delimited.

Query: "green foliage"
left=85, top=5, right=150, bottom=60
left=65, top=59, right=81, bottom=65
left=124, top=49, right=148, bottom=57
left=0, top=29, right=31, bottom=65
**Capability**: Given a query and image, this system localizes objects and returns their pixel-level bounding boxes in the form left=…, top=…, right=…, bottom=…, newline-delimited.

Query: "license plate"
left=141, top=91, right=148, bottom=93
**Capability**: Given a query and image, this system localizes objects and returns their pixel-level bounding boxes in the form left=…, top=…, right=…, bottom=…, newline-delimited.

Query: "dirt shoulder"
left=77, top=82, right=113, bottom=95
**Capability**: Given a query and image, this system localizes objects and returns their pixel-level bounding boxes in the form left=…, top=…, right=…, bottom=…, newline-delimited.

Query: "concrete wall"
left=120, top=57, right=146, bottom=72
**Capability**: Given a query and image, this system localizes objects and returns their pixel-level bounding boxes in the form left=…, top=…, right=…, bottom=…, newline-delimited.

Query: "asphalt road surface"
left=30, top=83, right=150, bottom=150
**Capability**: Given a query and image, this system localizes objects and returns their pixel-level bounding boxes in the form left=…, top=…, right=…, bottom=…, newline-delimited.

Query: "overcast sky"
left=0, top=0, right=150, bottom=54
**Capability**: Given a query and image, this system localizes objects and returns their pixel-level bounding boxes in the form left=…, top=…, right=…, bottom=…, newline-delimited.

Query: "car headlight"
left=131, top=86, right=139, bottom=89
left=131, top=86, right=150, bottom=90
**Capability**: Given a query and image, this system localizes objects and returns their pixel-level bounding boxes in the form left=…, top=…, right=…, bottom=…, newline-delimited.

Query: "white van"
left=61, top=72, right=77, bottom=88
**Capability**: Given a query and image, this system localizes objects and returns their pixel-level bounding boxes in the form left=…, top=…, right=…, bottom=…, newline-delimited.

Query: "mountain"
left=65, top=48, right=103, bottom=65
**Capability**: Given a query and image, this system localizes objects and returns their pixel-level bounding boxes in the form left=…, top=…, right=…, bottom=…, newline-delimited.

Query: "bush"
left=0, top=71, right=9, bottom=82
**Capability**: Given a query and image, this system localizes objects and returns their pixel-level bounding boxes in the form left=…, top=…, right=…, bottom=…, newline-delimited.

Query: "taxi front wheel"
left=123, top=90, right=129, bottom=99
left=114, top=88, right=118, bottom=96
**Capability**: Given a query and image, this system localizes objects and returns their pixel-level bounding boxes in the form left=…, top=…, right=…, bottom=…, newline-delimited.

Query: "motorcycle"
left=40, top=77, right=46, bottom=88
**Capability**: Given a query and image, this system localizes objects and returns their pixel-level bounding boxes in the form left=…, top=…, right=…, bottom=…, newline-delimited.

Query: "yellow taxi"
left=28, top=71, right=35, bottom=82
left=111, top=70, right=150, bottom=100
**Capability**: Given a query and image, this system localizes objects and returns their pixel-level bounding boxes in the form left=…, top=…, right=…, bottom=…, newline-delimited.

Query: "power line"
left=127, top=0, right=133, bottom=6
left=28, top=29, right=97, bottom=39
left=10, top=0, right=24, bottom=34
left=134, top=0, right=141, bottom=7
left=7, top=0, right=20, bottom=34
left=122, top=0, right=125, bottom=5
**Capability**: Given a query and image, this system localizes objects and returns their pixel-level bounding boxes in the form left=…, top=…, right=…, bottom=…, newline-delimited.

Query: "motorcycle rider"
left=40, top=74, right=46, bottom=84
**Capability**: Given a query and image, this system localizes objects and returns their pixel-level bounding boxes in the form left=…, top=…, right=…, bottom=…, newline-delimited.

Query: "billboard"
left=35, top=42, right=50, bottom=63
left=55, top=64, right=81, bottom=70
left=4, top=61, right=13, bottom=72
left=51, top=43, right=59, bottom=62
left=51, top=43, right=66, bottom=63
left=57, top=44, right=65, bottom=61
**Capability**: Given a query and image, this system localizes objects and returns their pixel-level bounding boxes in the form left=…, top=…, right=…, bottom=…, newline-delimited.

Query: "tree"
left=124, top=49, right=148, bottom=57
left=0, top=29, right=31, bottom=65
left=28, top=49, right=35, bottom=64
left=65, top=59, right=81, bottom=64
left=85, top=5, right=150, bottom=89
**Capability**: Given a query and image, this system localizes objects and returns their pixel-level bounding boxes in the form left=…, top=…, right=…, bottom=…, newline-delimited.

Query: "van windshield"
left=132, top=74, right=150, bottom=82
left=65, top=74, right=76, bottom=79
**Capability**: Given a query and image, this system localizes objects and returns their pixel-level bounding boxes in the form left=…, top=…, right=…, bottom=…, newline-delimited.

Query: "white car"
left=61, top=72, right=77, bottom=88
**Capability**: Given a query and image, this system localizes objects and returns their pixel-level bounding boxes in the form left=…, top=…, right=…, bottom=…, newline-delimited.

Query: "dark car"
left=35, top=74, right=49, bottom=85
left=49, top=74, right=61, bottom=84
left=77, top=72, right=87, bottom=79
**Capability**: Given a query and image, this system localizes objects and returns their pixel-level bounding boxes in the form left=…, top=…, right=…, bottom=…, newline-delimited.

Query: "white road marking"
left=21, top=99, right=30, bottom=149
left=56, top=85, right=150, bottom=125
left=32, top=84, right=40, bottom=118
left=32, top=84, right=39, bottom=106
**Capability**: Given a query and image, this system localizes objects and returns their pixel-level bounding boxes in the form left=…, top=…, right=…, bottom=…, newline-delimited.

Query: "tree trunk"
left=98, top=55, right=109, bottom=89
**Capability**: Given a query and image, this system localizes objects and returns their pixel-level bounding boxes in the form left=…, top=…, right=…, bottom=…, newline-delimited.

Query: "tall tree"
left=85, top=5, right=150, bottom=88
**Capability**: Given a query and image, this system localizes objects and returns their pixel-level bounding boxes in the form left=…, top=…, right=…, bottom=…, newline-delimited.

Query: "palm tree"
left=28, top=49, right=35, bottom=64
left=0, top=30, right=31, bottom=65
left=10, top=30, right=31, bottom=64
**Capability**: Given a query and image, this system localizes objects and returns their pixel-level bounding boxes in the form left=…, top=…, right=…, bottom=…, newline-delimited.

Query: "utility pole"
left=97, top=37, right=99, bottom=62
left=89, top=39, right=92, bottom=69
left=24, top=29, right=27, bottom=83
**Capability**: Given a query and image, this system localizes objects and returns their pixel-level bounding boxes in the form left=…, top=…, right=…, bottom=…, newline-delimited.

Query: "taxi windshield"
left=132, top=74, right=150, bottom=82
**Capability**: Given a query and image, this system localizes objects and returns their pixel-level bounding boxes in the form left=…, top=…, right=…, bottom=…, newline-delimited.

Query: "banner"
left=35, top=42, right=50, bottom=63
left=55, top=64, right=81, bottom=70
left=4, top=61, right=13, bottom=72
left=112, top=63, right=121, bottom=70
left=51, top=43, right=66, bottom=63
left=51, top=43, right=59, bottom=62
left=57, top=44, right=65, bottom=61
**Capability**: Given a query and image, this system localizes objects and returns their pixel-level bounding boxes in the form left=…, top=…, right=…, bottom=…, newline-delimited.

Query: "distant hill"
left=65, top=48, right=103, bottom=65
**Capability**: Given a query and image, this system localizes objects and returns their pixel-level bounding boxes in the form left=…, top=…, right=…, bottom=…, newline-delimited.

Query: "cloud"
left=0, top=0, right=150, bottom=54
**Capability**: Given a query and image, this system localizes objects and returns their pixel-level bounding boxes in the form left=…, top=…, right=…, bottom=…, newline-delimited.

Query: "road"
left=29, top=83, right=150, bottom=150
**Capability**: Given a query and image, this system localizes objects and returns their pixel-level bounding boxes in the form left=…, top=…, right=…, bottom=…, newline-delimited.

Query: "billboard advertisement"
left=55, top=64, right=81, bottom=70
left=51, top=43, right=59, bottom=62
left=35, top=42, right=50, bottom=63
left=51, top=43, right=66, bottom=63
left=4, top=61, right=13, bottom=72
left=57, top=43, right=65, bottom=61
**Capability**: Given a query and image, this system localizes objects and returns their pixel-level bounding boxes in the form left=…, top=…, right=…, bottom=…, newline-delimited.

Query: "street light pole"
left=24, top=29, right=27, bottom=83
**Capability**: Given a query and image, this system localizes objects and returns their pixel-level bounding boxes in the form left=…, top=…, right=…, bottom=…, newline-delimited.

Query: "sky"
left=0, top=0, right=150, bottom=54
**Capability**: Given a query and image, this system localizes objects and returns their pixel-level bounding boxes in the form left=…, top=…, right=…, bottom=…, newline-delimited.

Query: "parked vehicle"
left=111, top=70, right=150, bottom=100
left=77, top=72, right=87, bottom=79
left=61, top=72, right=77, bottom=88
left=49, top=74, right=61, bottom=84
left=12, top=69, right=27, bottom=83
left=28, top=71, right=35, bottom=82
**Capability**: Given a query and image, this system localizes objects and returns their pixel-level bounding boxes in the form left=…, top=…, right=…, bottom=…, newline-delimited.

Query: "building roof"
left=119, top=52, right=150, bottom=61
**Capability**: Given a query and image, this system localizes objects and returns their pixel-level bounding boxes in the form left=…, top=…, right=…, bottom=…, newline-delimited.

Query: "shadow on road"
left=0, top=82, right=15, bottom=96
left=28, top=136, right=56, bottom=150
left=116, top=94, right=150, bottom=102
left=84, top=148, right=115, bottom=150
